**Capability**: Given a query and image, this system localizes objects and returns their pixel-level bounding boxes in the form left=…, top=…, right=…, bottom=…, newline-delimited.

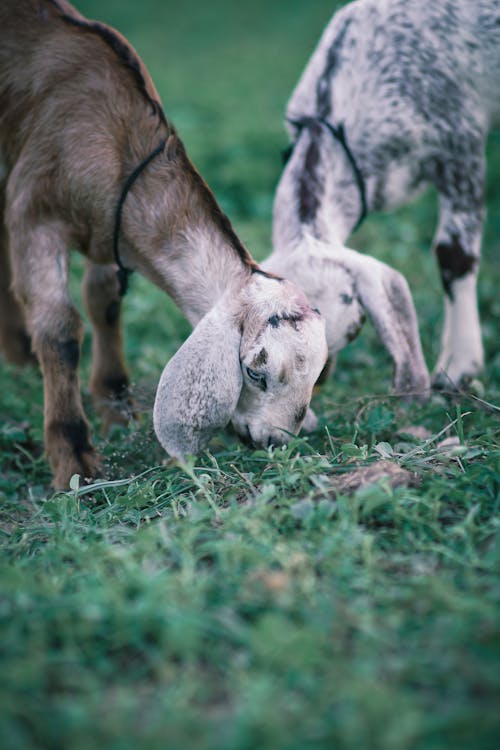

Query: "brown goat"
left=0, top=0, right=328, bottom=488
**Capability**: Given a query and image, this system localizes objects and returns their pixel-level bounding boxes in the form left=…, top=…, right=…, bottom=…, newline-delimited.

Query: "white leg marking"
left=434, top=274, right=483, bottom=385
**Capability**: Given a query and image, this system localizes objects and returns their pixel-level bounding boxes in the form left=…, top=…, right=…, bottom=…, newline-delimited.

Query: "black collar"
left=287, top=116, right=368, bottom=233
left=112, top=138, right=167, bottom=297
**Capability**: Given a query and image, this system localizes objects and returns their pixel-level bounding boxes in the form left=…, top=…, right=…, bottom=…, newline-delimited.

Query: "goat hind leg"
left=82, top=261, right=135, bottom=431
left=9, top=223, right=101, bottom=488
left=433, top=194, right=484, bottom=388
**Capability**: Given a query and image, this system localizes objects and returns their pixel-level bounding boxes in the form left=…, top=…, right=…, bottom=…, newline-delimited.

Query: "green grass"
left=1, top=1, right=500, bottom=748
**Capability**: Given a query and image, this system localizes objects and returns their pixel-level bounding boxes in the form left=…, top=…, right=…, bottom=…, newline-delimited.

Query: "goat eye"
left=246, top=367, right=267, bottom=390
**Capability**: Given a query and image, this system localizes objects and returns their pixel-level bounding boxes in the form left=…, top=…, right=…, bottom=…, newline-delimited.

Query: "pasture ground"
left=1, top=1, right=499, bottom=748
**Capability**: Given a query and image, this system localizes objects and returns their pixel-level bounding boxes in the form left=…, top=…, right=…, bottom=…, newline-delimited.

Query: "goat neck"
left=119, top=133, right=259, bottom=325
left=264, top=128, right=430, bottom=398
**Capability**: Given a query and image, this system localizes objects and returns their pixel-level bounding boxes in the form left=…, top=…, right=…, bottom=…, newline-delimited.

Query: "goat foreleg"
left=9, top=221, right=101, bottom=488
left=82, top=261, right=135, bottom=431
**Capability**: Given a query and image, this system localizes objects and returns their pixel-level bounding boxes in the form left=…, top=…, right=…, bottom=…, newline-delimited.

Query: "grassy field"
left=1, top=1, right=499, bottom=748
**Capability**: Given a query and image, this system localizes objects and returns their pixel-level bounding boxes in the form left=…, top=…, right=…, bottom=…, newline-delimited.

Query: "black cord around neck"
left=112, top=138, right=167, bottom=297
left=287, top=116, right=368, bottom=232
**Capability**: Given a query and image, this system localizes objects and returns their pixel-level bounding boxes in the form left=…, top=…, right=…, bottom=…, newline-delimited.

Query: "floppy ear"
left=349, top=250, right=430, bottom=398
left=153, top=302, right=243, bottom=459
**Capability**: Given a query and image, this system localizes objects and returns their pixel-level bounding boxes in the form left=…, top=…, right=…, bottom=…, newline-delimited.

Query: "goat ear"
left=349, top=252, right=430, bottom=398
left=153, top=303, right=243, bottom=459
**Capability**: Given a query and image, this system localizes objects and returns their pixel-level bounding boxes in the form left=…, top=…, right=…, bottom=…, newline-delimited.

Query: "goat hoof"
left=96, top=399, right=140, bottom=434
left=91, top=379, right=138, bottom=432
left=432, top=371, right=484, bottom=398
left=394, top=376, right=431, bottom=404
left=46, top=418, right=102, bottom=489
left=52, top=451, right=103, bottom=490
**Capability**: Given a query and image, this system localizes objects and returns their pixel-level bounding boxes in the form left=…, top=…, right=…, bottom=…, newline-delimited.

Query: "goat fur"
left=0, top=0, right=328, bottom=488
left=266, top=0, right=500, bottom=390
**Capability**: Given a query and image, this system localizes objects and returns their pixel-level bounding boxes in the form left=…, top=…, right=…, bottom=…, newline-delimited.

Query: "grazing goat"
left=265, top=0, right=500, bottom=391
left=0, top=0, right=328, bottom=488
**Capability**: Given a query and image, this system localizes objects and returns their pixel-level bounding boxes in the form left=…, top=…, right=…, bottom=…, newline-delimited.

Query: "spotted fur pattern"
left=267, top=0, right=500, bottom=388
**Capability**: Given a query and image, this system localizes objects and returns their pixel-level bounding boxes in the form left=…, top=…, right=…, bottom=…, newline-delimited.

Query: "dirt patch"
left=328, top=460, right=420, bottom=495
